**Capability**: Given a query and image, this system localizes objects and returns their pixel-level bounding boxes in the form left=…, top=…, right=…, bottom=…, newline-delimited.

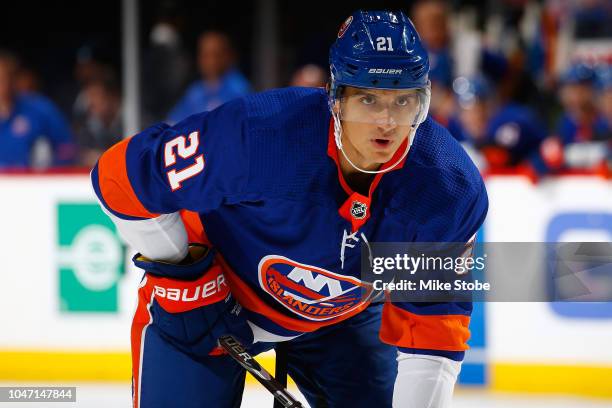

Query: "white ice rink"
left=1, top=383, right=611, bottom=407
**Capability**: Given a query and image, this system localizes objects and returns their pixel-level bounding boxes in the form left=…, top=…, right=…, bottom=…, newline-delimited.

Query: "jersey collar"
left=327, top=118, right=409, bottom=231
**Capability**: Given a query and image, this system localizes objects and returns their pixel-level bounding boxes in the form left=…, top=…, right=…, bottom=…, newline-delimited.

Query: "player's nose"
left=374, top=110, right=397, bottom=133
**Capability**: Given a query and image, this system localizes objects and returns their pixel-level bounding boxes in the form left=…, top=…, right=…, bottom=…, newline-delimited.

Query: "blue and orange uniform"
left=92, top=86, right=488, bottom=407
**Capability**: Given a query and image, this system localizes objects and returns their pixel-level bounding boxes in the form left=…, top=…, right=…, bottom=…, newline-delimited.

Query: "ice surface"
left=0, top=383, right=610, bottom=407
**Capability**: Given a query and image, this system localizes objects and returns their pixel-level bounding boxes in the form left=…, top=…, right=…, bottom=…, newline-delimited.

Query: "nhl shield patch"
left=350, top=200, right=367, bottom=220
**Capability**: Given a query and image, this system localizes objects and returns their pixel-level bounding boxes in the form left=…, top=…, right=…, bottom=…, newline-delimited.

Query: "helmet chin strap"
left=332, top=110, right=419, bottom=175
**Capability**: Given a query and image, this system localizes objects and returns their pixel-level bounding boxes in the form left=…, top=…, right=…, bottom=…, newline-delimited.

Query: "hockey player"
left=92, top=10, right=488, bottom=408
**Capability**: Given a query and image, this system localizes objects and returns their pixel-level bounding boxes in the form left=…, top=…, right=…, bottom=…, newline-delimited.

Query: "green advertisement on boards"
left=57, top=203, right=124, bottom=312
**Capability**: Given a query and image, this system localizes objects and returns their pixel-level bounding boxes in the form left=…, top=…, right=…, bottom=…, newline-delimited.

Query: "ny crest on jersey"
left=258, top=255, right=373, bottom=321
left=350, top=200, right=367, bottom=220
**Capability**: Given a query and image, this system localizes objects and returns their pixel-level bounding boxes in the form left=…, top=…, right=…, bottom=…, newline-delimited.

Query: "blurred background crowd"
left=0, top=0, right=611, bottom=179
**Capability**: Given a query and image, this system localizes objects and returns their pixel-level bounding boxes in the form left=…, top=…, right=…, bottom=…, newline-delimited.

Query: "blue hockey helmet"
left=328, top=10, right=431, bottom=174
left=329, top=10, right=430, bottom=94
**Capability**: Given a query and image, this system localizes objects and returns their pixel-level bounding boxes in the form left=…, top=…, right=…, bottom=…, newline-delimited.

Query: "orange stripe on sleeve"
left=97, top=138, right=159, bottom=219
left=180, top=210, right=210, bottom=245
left=379, top=303, right=471, bottom=351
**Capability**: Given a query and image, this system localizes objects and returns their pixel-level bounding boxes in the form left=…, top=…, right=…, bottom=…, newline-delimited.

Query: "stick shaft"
left=273, top=342, right=289, bottom=408
left=218, top=335, right=304, bottom=408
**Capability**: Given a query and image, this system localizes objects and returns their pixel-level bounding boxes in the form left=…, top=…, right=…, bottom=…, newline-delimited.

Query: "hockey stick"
left=273, top=342, right=289, bottom=408
left=218, top=335, right=304, bottom=408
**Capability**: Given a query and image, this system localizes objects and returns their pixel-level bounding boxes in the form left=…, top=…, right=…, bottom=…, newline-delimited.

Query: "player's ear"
left=332, top=100, right=341, bottom=116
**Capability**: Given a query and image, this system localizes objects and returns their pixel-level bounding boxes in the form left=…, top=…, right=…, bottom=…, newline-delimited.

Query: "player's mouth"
left=371, top=138, right=393, bottom=149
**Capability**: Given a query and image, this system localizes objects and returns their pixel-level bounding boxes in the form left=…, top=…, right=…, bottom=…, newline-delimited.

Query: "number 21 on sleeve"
left=164, top=131, right=205, bottom=191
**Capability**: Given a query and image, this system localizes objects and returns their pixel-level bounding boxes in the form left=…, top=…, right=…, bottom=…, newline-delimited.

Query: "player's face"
left=560, top=83, right=595, bottom=119
left=337, top=86, right=420, bottom=169
left=85, top=83, right=117, bottom=120
left=198, top=33, right=233, bottom=81
left=412, top=0, right=449, bottom=51
left=459, top=100, right=488, bottom=141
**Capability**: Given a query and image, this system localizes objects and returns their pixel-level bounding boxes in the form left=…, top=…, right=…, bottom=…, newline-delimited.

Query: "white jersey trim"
left=247, top=321, right=301, bottom=343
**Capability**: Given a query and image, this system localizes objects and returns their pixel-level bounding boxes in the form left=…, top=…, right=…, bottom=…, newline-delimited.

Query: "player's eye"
left=360, top=95, right=376, bottom=105
left=395, top=95, right=415, bottom=107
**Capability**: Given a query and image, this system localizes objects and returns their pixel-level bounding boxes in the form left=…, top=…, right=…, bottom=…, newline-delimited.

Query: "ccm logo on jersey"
left=258, top=255, right=373, bottom=321
left=368, top=68, right=403, bottom=75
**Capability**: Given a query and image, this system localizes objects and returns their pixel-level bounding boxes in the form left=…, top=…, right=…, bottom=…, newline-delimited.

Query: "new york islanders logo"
left=258, top=255, right=373, bottom=321
left=337, top=16, right=353, bottom=38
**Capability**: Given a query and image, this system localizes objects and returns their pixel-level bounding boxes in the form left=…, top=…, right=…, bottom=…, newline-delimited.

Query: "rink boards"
left=0, top=173, right=611, bottom=398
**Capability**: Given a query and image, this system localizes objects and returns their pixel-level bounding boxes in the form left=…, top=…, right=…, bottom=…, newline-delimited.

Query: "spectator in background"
left=168, top=31, right=251, bottom=123
left=596, top=67, right=612, bottom=175
left=450, top=75, right=547, bottom=172
left=0, top=51, right=75, bottom=169
left=411, top=0, right=509, bottom=99
left=72, top=75, right=123, bottom=167
left=72, top=47, right=114, bottom=122
left=15, top=65, right=41, bottom=94
left=410, top=0, right=468, bottom=129
left=598, top=66, right=612, bottom=132
left=556, top=64, right=609, bottom=144
left=544, top=63, right=610, bottom=171
left=45, top=44, right=117, bottom=121
left=411, top=0, right=453, bottom=87
left=428, top=66, right=456, bottom=129
left=289, top=64, right=326, bottom=88
left=142, top=1, right=192, bottom=123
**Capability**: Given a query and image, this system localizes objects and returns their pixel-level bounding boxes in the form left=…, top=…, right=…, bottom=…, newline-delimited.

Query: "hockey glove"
left=133, top=244, right=253, bottom=358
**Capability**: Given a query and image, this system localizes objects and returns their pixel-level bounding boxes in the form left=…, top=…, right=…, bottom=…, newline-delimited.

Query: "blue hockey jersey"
left=92, top=87, right=488, bottom=361
left=0, top=93, right=75, bottom=168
